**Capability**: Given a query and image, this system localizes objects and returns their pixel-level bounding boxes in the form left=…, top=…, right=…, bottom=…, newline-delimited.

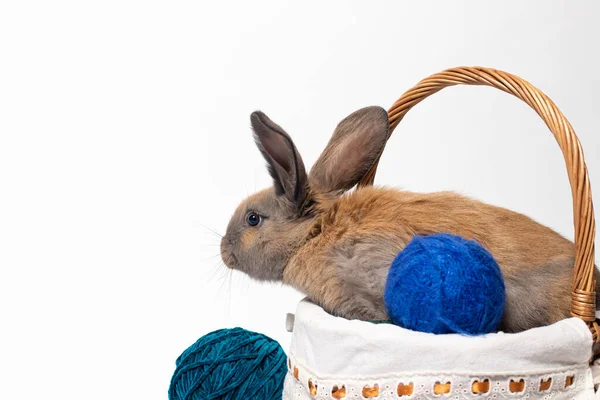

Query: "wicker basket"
left=282, top=66, right=599, bottom=400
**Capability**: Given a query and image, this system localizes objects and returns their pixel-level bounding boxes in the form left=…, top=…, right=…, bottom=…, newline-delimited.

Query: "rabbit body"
left=286, top=186, right=584, bottom=332
left=221, top=106, right=598, bottom=333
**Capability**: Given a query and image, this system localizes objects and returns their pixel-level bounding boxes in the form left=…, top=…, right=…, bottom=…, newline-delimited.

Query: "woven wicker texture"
left=357, top=66, right=598, bottom=341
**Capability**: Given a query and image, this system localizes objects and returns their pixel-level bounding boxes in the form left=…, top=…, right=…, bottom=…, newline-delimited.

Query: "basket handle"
left=358, top=66, right=598, bottom=341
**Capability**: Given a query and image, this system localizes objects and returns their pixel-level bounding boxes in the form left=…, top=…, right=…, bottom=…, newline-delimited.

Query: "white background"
left=1, top=1, right=599, bottom=399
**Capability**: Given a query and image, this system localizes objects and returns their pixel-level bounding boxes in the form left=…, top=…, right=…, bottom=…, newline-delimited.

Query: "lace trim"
left=284, top=356, right=587, bottom=400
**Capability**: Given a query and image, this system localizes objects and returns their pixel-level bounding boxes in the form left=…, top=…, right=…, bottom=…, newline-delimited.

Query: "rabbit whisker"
left=199, top=223, right=223, bottom=238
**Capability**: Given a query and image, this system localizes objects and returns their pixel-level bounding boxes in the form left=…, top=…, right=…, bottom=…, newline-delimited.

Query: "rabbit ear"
left=251, top=111, right=308, bottom=208
left=309, top=106, right=389, bottom=194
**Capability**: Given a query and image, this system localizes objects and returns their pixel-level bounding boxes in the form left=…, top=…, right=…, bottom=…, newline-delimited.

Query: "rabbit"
left=220, top=105, right=599, bottom=333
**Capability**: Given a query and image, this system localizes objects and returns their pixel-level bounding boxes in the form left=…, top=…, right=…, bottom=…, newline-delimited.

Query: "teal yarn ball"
left=384, top=233, right=506, bottom=335
left=168, top=327, right=287, bottom=400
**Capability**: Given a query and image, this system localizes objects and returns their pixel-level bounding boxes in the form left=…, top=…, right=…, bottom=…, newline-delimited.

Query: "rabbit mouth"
left=220, top=239, right=238, bottom=268
left=221, top=248, right=237, bottom=269
left=223, top=252, right=237, bottom=268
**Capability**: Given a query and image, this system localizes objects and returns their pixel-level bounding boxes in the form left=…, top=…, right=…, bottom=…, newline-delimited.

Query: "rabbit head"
left=220, top=106, right=389, bottom=282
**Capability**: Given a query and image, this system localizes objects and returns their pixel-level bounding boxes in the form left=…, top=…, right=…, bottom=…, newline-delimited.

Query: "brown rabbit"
left=220, top=106, right=599, bottom=333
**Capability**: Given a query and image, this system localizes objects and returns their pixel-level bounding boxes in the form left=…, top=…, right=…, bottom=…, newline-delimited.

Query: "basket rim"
left=287, top=298, right=593, bottom=376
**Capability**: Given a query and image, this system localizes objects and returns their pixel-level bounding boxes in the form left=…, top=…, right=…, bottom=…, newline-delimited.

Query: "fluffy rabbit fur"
left=221, top=106, right=599, bottom=333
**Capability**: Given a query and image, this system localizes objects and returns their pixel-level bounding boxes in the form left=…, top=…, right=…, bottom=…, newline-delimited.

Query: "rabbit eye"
left=246, top=212, right=262, bottom=227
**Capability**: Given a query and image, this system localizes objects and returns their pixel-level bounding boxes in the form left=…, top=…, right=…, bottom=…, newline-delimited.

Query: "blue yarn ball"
left=169, top=327, right=287, bottom=400
left=384, top=233, right=506, bottom=335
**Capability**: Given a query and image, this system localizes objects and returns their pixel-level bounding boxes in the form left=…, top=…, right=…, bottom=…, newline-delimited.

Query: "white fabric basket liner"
left=282, top=299, right=596, bottom=399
